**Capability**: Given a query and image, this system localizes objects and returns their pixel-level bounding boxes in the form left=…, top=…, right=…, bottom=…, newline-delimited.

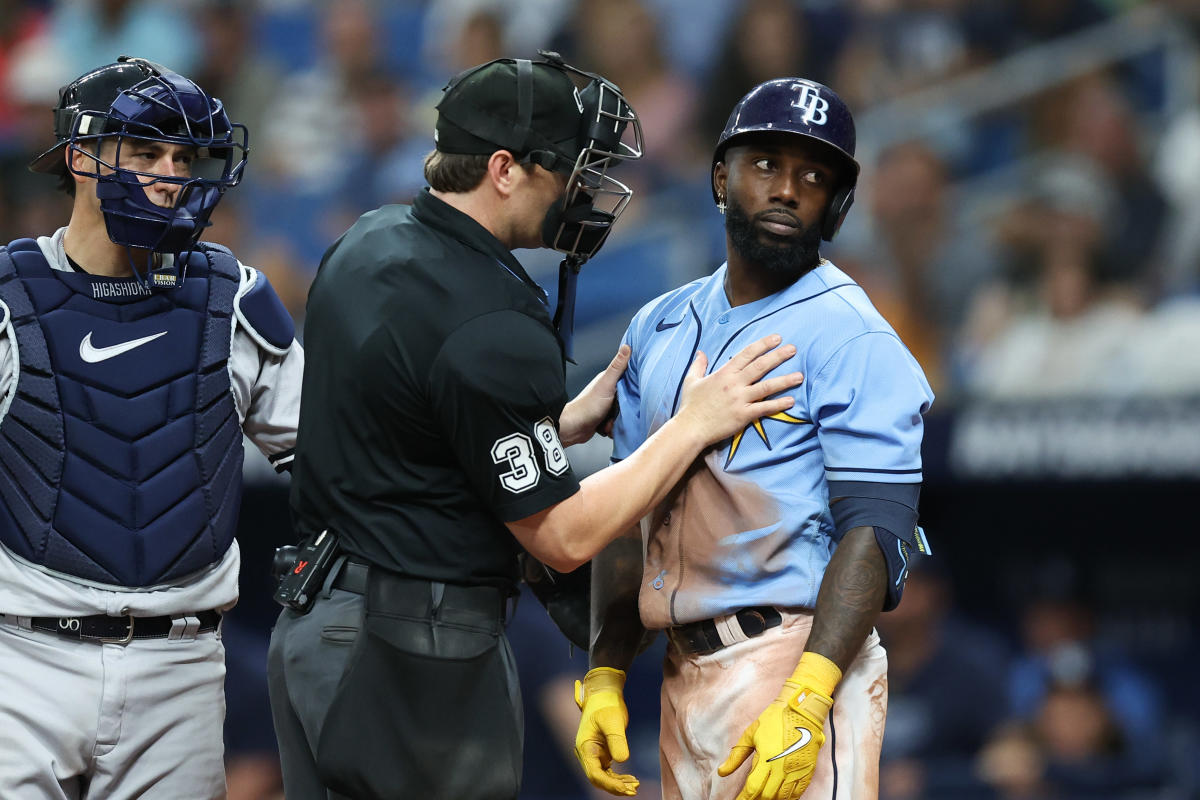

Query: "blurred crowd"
left=5, top=0, right=1200, bottom=401
left=3, top=0, right=1199, bottom=798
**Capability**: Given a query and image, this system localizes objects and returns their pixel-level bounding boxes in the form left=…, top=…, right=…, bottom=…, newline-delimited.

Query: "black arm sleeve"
left=828, top=480, right=931, bottom=611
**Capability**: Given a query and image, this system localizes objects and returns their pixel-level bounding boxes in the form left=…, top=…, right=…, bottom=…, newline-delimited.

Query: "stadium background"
left=2, top=0, right=1198, bottom=798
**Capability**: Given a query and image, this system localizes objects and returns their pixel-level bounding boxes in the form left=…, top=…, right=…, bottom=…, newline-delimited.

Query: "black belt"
left=30, top=610, right=222, bottom=644
left=333, top=559, right=508, bottom=626
left=333, top=561, right=511, bottom=628
left=332, top=558, right=369, bottom=594
left=667, top=606, right=783, bottom=656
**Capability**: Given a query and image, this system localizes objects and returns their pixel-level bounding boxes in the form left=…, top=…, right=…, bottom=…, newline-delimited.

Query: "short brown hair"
left=423, top=150, right=490, bottom=193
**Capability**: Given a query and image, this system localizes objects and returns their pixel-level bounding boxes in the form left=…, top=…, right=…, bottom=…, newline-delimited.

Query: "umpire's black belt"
left=333, top=558, right=508, bottom=629
left=29, top=610, right=222, bottom=643
left=667, top=606, right=783, bottom=656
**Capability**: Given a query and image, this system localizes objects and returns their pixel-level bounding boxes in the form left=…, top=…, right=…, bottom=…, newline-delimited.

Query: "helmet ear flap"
left=822, top=185, right=855, bottom=241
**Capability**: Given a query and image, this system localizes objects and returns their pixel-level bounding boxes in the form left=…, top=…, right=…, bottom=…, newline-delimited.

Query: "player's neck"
left=723, top=255, right=807, bottom=307
left=63, top=211, right=145, bottom=278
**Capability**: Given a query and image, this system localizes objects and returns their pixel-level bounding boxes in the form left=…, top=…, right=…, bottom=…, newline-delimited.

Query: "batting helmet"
left=713, top=78, right=859, bottom=241
left=30, top=55, right=248, bottom=284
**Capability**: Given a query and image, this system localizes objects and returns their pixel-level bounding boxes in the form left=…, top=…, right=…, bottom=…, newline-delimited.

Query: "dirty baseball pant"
left=0, top=618, right=226, bottom=799
left=660, top=610, right=888, bottom=800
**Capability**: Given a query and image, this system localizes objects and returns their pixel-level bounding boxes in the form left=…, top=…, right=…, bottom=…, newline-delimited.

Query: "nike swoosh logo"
left=79, top=330, right=168, bottom=363
left=766, top=727, right=813, bottom=762
left=655, top=318, right=682, bottom=332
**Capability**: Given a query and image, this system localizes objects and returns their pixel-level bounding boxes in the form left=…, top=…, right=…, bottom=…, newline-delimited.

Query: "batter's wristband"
left=785, top=651, right=843, bottom=699
left=575, top=667, right=627, bottom=709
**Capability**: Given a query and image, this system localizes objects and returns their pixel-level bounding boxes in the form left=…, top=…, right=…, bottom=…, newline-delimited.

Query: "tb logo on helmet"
left=791, top=83, right=829, bottom=126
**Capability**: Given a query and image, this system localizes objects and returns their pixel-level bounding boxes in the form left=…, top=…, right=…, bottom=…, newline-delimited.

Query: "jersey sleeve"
left=610, top=322, right=643, bottom=463
left=810, top=331, right=934, bottom=483
left=230, top=328, right=303, bottom=472
left=429, top=310, right=580, bottom=522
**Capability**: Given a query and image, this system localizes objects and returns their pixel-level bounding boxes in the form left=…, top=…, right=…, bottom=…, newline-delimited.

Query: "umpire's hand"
left=574, top=667, right=640, bottom=796
left=560, top=345, right=631, bottom=445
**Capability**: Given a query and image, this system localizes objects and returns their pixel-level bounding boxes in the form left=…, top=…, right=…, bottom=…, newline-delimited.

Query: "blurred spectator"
left=421, top=0, right=573, bottom=79
left=698, top=0, right=823, bottom=141
left=975, top=722, right=1052, bottom=800
left=877, top=562, right=1012, bottom=800
left=190, top=0, right=285, bottom=153
left=978, top=684, right=1171, bottom=800
left=258, top=0, right=389, bottom=192
left=1017, top=681, right=1166, bottom=798
left=0, top=0, right=48, bottom=150
left=205, top=202, right=311, bottom=327
left=1008, top=562, right=1166, bottom=781
left=831, top=0, right=977, bottom=111
left=446, top=8, right=507, bottom=72
left=642, top=0, right=742, bottom=81
left=568, top=0, right=701, bottom=189
left=330, top=73, right=428, bottom=222
left=12, top=0, right=200, bottom=96
left=1053, top=75, right=1166, bottom=289
left=251, top=0, right=410, bottom=272
left=957, top=155, right=1145, bottom=398
left=837, top=140, right=999, bottom=393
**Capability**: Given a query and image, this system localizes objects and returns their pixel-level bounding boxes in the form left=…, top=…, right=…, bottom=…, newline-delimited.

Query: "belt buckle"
left=97, top=615, right=135, bottom=644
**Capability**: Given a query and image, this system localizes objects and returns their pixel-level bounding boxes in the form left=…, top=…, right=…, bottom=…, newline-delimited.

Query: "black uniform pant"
left=267, top=559, right=524, bottom=800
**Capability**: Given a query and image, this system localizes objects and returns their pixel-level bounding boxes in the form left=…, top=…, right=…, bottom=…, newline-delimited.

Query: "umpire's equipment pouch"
left=315, top=568, right=521, bottom=799
left=272, top=530, right=340, bottom=613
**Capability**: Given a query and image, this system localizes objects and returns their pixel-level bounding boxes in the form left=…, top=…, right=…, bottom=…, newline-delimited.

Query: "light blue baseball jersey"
left=612, top=260, right=934, bottom=629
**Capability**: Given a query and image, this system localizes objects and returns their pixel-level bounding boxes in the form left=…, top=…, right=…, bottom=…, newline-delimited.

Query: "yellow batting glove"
left=717, top=652, right=842, bottom=800
left=574, top=667, right=640, bottom=796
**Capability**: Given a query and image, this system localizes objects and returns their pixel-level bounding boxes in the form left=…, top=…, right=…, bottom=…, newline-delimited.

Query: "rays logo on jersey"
left=725, top=410, right=810, bottom=469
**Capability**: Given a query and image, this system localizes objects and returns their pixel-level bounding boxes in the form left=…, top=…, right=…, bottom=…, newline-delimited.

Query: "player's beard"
left=725, top=195, right=822, bottom=280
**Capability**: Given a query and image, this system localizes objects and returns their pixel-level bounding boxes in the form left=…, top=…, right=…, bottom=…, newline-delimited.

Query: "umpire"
left=268, top=54, right=805, bottom=800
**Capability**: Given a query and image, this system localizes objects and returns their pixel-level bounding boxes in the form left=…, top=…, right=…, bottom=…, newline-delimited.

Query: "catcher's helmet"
left=713, top=78, right=859, bottom=241
left=30, top=56, right=248, bottom=285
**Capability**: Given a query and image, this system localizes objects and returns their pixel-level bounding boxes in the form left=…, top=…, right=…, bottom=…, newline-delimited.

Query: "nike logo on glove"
left=79, top=331, right=168, bottom=363
left=655, top=318, right=681, bottom=332
left=766, top=727, right=813, bottom=762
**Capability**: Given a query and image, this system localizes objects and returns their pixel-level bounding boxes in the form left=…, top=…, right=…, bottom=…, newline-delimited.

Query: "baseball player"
left=574, top=79, right=934, bottom=800
left=0, top=57, right=302, bottom=798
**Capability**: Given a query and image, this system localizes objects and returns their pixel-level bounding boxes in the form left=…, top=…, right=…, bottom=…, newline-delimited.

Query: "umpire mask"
left=435, top=51, right=643, bottom=262
left=537, top=62, right=643, bottom=260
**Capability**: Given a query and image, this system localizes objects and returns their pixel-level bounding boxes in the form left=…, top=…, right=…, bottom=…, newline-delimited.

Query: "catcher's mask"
left=30, top=55, right=249, bottom=288
left=434, top=51, right=644, bottom=356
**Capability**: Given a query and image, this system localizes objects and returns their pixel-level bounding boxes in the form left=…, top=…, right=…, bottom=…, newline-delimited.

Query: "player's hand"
left=560, top=345, right=631, bottom=446
left=717, top=652, right=842, bottom=800
left=677, top=334, right=802, bottom=446
left=574, top=667, right=640, bottom=796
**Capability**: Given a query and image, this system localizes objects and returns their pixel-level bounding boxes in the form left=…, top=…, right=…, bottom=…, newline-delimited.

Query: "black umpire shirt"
left=291, top=189, right=581, bottom=588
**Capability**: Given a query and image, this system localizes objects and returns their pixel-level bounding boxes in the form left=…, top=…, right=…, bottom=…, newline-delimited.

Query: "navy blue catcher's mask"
left=30, top=56, right=248, bottom=289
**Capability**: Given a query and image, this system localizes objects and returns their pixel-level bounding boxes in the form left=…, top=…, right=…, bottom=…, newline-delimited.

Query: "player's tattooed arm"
left=589, top=526, right=645, bottom=670
left=805, top=525, right=888, bottom=672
